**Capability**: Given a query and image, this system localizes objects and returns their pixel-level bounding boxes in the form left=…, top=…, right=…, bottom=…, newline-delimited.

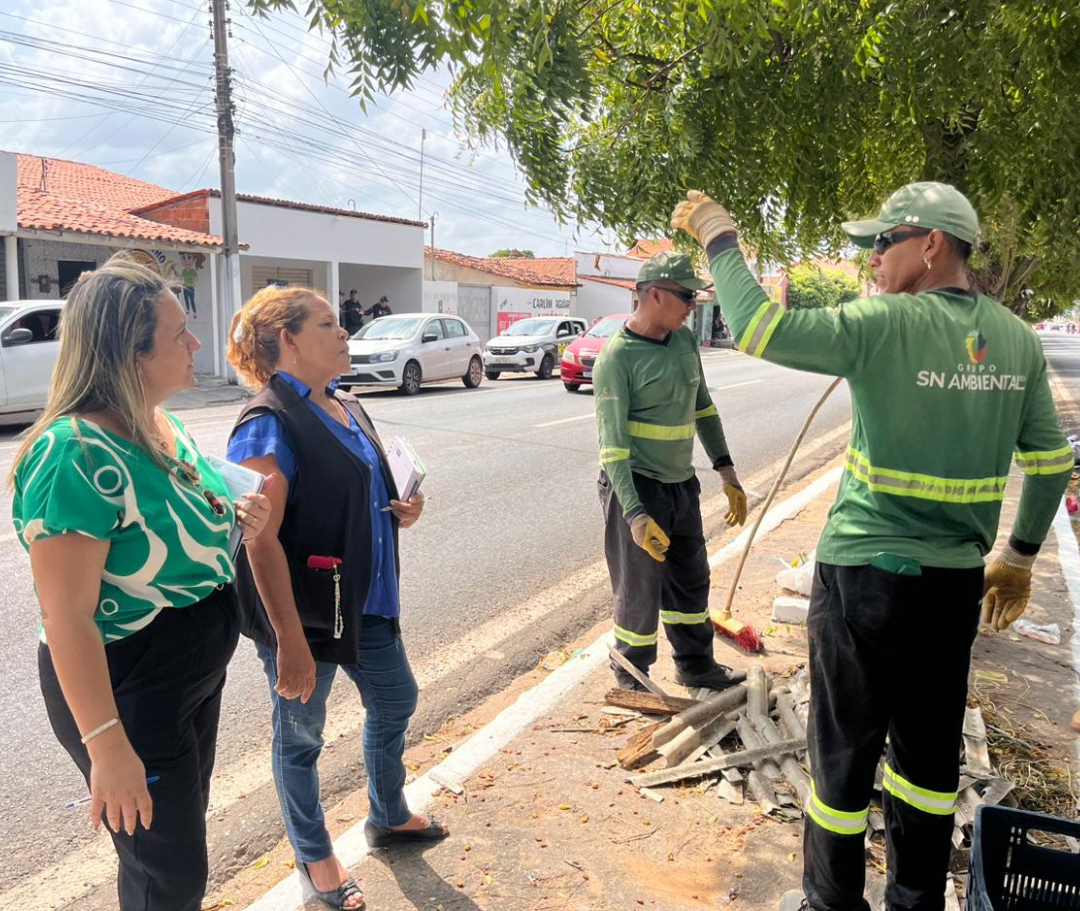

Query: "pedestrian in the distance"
left=225, top=286, right=446, bottom=911
left=10, top=255, right=272, bottom=911
left=342, top=290, right=364, bottom=335
left=365, top=295, right=393, bottom=320
left=673, top=183, right=1071, bottom=911
left=593, top=251, right=748, bottom=694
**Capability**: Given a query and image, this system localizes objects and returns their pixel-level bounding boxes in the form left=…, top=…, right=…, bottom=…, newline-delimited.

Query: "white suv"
left=483, top=317, right=587, bottom=380
left=0, top=300, right=65, bottom=416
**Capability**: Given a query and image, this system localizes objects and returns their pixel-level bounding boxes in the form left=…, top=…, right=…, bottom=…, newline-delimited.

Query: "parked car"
left=342, top=314, right=484, bottom=395
left=560, top=313, right=631, bottom=392
left=483, top=316, right=587, bottom=380
left=0, top=300, right=64, bottom=416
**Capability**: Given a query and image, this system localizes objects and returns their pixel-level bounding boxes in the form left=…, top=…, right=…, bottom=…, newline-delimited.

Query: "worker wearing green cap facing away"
left=672, top=183, right=1070, bottom=911
left=593, top=251, right=748, bottom=694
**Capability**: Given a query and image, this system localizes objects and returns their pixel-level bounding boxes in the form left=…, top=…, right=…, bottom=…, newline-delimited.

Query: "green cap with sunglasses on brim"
left=842, top=181, right=980, bottom=249
left=637, top=251, right=712, bottom=290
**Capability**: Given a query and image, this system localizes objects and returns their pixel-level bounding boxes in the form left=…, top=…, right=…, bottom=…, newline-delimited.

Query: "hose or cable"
left=721, top=377, right=843, bottom=616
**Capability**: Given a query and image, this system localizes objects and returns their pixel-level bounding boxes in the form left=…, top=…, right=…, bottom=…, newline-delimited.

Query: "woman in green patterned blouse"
left=10, top=255, right=272, bottom=911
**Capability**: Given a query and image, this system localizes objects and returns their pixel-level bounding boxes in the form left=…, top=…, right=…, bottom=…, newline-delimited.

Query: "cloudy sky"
left=0, top=0, right=623, bottom=257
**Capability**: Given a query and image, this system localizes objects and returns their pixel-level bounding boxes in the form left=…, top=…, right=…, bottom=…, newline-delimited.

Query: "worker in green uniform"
left=672, top=183, right=1071, bottom=911
left=594, top=251, right=749, bottom=693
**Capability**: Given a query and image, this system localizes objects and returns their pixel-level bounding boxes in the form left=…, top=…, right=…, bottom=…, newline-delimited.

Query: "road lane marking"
left=533, top=413, right=595, bottom=428
left=714, top=380, right=763, bottom=391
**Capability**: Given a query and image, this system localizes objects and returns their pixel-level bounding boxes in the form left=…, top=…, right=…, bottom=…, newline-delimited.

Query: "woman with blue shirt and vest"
left=225, top=286, right=446, bottom=911
left=11, top=256, right=272, bottom=911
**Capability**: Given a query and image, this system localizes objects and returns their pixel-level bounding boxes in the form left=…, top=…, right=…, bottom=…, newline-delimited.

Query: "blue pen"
left=64, top=776, right=160, bottom=809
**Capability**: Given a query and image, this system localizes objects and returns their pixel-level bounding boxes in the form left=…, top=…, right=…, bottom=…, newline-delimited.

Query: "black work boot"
left=613, top=671, right=650, bottom=692
left=673, top=662, right=746, bottom=691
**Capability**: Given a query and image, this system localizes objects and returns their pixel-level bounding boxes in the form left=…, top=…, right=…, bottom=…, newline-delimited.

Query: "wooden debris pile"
left=606, top=648, right=1016, bottom=855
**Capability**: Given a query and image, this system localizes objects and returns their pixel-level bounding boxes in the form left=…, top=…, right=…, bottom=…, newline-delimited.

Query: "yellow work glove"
left=629, top=514, right=670, bottom=563
left=981, top=545, right=1036, bottom=631
left=717, top=465, right=748, bottom=526
left=670, top=190, right=738, bottom=247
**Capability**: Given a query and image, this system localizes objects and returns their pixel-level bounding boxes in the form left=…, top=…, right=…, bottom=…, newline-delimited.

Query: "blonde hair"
left=227, top=286, right=321, bottom=387
left=9, top=253, right=176, bottom=486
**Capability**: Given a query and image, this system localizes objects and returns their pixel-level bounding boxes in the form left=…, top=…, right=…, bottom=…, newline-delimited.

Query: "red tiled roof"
left=12, top=153, right=223, bottom=248
left=136, top=189, right=426, bottom=228
left=426, top=247, right=578, bottom=288
left=626, top=238, right=673, bottom=259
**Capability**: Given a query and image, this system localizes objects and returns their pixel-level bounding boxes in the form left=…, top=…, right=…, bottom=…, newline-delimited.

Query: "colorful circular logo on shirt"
left=965, top=330, right=988, bottom=363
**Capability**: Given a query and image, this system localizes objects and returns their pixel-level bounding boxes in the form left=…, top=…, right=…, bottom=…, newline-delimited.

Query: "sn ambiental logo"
left=965, top=330, right=988, bottom=363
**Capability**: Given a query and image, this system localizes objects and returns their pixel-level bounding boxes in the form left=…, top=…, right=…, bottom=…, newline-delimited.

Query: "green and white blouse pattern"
left=13, top=414, right=237, bottom=643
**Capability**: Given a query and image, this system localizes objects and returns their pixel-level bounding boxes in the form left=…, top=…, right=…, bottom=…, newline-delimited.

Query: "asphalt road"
left=0, top=349, right=853, bottom=902
left=1042, top=330, right=1080, bottom=406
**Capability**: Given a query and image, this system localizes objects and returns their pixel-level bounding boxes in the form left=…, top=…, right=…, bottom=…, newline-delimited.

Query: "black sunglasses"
left=664, top=287, right=698, bottom=306
left=873, top=228, right=929, bottom=256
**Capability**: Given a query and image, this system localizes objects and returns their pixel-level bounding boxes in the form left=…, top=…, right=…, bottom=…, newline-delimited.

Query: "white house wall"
left=576, top=280, right=632, bottom=324
left=339, top=264, right=422, bottom=314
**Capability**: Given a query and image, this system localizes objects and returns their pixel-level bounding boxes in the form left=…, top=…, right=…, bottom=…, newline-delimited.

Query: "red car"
left=560, top=313, right=631, bottom=392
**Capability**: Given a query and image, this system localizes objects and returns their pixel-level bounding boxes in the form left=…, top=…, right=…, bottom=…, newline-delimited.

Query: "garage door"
left=457, top=284, right=492, bottom=344
left=252, top=266, right=313, bottom=289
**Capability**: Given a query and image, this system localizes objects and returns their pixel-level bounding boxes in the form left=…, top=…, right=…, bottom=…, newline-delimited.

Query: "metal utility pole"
left=418, top=128, right=426, bottom=222
left=211, top=0, right=242, bottom=367
left=429, top=212, right=438, bottom=280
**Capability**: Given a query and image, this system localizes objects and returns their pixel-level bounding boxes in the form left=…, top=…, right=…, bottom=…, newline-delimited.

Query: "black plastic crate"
left=969, top=805, right=1080, bottom=910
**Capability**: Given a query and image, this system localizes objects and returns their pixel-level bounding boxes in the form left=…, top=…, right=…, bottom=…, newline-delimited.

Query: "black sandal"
left=365, top=816, right=449, bottom=848
left=297, top=861, right=365, bottom=910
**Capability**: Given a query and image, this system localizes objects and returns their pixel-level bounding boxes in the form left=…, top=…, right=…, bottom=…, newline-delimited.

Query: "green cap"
left=842, top=181, right=979, bottom=249
left=636, top=251, right=711, bottom=290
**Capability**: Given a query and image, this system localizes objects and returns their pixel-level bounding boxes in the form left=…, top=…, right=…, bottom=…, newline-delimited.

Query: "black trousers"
left=803, top=562, right=982, bottom=911
left=39, top=586, right=239, bottom=911
left=599, top=470, right=715, bottom=680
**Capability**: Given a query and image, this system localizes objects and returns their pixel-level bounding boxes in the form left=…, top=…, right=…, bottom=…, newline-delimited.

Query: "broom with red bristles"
left=712, top=377, right=843, bottom=653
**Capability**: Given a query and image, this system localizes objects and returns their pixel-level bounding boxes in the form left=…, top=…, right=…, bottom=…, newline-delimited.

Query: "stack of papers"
left=386, top=437, right=426, bottom=500
left=204, top=455, right=267, bottom=558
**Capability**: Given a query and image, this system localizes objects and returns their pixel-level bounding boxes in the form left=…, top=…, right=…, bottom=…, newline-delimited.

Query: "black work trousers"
left=599, top=470, right=715, bottom=681
left=39, top=586, right=239, bottom=911
left=803, top=562, right=982, bottom=911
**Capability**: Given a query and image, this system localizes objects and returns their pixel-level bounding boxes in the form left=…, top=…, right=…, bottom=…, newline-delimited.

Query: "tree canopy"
left=786, top=264, right=862, bottom=310
left=489, top=248, right=535, bottom=259
left=249, top=0, right=1080, bottom=316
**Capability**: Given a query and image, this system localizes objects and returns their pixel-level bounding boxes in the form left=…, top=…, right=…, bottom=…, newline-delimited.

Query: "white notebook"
left=204, top=455, right=267, bottom=558
left=386, top=437, right=426, bottom=501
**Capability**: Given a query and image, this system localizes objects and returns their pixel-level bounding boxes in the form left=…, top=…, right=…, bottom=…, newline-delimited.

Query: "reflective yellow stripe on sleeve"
left=845, top=448, right=1008, bottom=504
left=613, top=625, right=659, bottom=647
left=738, top=300, right=784, bottom=358
left=695, top=405, right=718, bottom=420
left=659, top=609, right=710, bottom=625
left=627, top=421, right=696, bottom=441
left=806, top=782, right=869, bottom=835
left=882, top=764, right=956, bottom=816
left=1013, top=446, right=1074, bottom=475
left=600, top=447, right=631, bottom=464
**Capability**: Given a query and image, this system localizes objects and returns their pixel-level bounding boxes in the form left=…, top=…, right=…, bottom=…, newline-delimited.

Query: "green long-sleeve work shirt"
left=593, top=324, right=731, bottom=518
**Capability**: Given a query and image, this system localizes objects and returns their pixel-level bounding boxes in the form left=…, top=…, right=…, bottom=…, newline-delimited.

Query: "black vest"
left=230, top=374, right=400, bottom=664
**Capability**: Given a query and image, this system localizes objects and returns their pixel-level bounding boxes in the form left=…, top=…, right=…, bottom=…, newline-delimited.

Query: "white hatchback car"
left=342, top=314, right=484, bottom=395
left=483, top=316, right=587, bottom=380
left=0, top=300, right=65, bottom=416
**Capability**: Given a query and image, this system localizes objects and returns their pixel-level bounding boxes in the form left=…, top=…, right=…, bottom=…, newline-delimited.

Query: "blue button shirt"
left=226, top=372, right=400, bottom=619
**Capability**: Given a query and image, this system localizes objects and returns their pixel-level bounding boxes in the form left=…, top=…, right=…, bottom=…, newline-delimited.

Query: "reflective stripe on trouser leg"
left=806, top=781, right=869, bottom=836
left=599, top=471, right=663, bottom=678
left=881, top=763, right=956, bottom=816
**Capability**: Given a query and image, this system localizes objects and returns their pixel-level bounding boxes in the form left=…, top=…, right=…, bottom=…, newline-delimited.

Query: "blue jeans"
left=256, top=616, right=418, bottom=863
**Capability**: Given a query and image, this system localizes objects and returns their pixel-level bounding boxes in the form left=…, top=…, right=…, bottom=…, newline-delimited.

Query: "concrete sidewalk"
left=208, top=454, right=1080, bottom=911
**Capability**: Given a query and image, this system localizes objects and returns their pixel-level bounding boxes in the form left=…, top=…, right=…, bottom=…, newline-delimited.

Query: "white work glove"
left=981, top=545, right=1036, bottom=631
left=629, top=514, right=670, bottom=563
left=670, top=191, right=738, bottom=247
left=717, top=465, right=748, bottom=527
